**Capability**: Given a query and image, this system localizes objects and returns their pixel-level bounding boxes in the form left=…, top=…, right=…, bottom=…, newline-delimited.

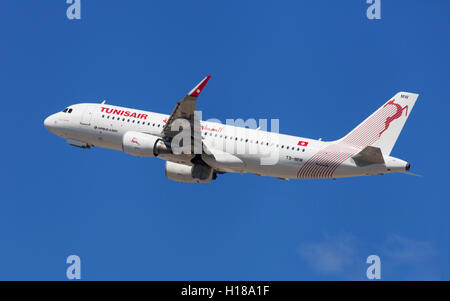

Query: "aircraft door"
left=80, top=106, right=92, bottom=125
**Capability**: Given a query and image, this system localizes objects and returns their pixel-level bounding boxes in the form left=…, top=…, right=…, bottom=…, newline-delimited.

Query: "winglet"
left=188, top=75, right=211, bottom=97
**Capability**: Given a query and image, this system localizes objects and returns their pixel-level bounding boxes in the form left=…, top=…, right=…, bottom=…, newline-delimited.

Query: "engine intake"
left=122, top=131, right=170, bottom=157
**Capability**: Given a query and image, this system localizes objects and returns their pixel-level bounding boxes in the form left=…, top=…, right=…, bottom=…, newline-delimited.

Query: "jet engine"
left=122, top=131, right=170, bottom=157
left=165, top=161, right=215, bottom=184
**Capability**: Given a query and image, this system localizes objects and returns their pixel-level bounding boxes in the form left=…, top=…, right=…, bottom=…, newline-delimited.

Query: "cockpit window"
left=68, top=108, right=73, bottom=113
left=62, top=108, right=68, bottom=113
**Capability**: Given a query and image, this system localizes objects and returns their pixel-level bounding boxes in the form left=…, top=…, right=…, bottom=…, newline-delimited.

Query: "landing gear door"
left=80, top=106, right=92, bottom=125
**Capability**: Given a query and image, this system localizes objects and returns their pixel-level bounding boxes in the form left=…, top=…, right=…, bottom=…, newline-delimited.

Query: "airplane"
left=44, top=76, right=419, bottom=183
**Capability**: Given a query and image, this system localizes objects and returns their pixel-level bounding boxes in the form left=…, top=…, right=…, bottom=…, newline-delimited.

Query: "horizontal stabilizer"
left=352, top=146, right=384, bottom=164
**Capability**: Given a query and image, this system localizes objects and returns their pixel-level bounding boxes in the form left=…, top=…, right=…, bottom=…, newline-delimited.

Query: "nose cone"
left=44, top=114, right=57, bottom=133
left=44, top=116, right=50, bottom=129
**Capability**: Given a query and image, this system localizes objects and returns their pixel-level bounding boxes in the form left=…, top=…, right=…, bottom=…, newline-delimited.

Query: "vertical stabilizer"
left=338, top=92, right=419, bottom=155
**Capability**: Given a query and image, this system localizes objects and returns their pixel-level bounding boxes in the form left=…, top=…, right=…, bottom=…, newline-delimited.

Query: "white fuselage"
left=44, top=103, right=409, bottom=180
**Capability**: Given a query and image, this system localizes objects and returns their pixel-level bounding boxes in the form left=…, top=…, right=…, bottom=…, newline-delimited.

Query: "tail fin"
left=338, top=92, right=419, bottom=155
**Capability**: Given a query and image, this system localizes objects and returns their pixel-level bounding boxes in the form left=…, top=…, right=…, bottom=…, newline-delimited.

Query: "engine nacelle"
left=122, top=131, right=170, bottom=157
left=165, top=161, right=215, bottom=184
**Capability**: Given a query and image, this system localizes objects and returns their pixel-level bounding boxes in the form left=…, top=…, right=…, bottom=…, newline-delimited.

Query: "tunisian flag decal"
left=298, top=140, right=309, bottom=147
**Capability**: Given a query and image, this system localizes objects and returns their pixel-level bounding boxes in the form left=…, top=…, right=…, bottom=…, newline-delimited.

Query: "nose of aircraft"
left=44, top=116, right=49, bottom=129
left=44, top=114, right=56, bottom=132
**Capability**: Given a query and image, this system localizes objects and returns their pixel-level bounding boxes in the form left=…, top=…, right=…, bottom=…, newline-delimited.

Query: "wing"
left=162, top=76, right=211, bottom=153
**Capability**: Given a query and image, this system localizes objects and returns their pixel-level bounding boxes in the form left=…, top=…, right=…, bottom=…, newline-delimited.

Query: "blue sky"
left=1, top=0, right=449, bottom=280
